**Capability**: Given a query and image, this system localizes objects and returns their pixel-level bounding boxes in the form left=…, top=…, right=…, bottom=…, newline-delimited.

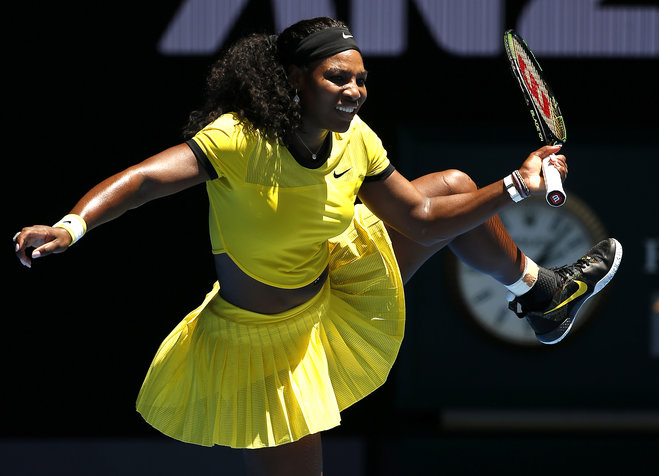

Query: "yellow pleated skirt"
left=135, top=205, right=405, bottom=448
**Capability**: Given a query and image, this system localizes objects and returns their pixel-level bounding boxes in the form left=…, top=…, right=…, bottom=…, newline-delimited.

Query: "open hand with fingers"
left=14, top=224, right=74, bottom=268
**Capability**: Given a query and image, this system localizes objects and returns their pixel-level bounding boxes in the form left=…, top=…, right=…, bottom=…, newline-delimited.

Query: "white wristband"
left=504, top=174, right=523, bottom=203
left=53, top=214, right=87, bottom=246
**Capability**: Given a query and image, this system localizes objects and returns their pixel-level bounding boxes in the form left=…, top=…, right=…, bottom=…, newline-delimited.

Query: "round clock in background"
left=445, top=194, right=608, bottom=348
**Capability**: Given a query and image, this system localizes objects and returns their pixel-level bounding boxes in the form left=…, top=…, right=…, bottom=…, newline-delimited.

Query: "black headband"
left=293, top=26, right=361, bottom=65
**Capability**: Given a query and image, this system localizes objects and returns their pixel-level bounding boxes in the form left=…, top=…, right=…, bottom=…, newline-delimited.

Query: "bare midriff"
left=213, top=253, right=329, bottom=314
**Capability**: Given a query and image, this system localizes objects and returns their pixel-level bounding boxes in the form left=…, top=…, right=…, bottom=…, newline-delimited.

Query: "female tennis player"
left=13, top=17, right=621, bottom=476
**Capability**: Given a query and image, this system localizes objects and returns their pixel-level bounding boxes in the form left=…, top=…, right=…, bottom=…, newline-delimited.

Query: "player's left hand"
left=518, top=144, right=567, bottom=194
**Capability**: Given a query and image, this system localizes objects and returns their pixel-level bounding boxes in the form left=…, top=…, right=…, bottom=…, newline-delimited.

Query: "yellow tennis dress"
left=136, top=114, right=405, bottom=448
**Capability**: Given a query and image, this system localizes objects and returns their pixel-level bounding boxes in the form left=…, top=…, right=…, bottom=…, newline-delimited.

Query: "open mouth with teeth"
left=336, top=105, right=357, bottom=113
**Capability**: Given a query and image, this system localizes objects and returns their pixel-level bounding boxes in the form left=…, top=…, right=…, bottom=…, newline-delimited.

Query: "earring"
left=294, top=89, right=300, bottom=104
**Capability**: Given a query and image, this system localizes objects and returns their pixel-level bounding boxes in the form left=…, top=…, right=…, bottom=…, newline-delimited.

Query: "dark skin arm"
left=14, top=139, right=565, bottom=316
left=14, top=144, right=210, bottom=267
left=358, top=144, right=565, bottom=245
left=15, top=143, right=564, bottom=267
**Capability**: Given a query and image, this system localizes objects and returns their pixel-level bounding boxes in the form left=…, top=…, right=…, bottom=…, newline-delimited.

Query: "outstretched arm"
left=358, top=144, right=565, bottom=245
left=14, top=143, right=210, bottom=267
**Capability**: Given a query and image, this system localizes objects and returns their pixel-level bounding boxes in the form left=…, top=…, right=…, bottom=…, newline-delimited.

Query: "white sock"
left=504, top=257, right=539, bottom=298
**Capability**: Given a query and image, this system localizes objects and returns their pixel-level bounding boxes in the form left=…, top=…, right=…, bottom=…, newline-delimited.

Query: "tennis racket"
left=504, top=29, right=567, bottom=207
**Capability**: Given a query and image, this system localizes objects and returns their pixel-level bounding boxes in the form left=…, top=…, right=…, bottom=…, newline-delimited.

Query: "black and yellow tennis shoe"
left=509, top=238, right=623, bottom=344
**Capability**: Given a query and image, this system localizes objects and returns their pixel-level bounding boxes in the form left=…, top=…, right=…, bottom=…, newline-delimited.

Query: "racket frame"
left=504, top=29, right=567, bottom=207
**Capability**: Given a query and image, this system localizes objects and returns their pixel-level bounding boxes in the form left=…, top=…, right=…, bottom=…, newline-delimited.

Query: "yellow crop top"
left=189, top=113, right=394, bottom=288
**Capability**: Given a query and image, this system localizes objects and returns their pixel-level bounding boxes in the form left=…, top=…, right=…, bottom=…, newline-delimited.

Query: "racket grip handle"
left=542, top=154, right=566, bottom=207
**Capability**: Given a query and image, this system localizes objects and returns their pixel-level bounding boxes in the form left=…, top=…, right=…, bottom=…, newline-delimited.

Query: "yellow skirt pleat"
left=136, top=205, right=405, bottom=448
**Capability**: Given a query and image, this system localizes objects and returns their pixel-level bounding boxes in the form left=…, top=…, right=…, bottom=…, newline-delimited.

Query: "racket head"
left=504, top=30, right=566, bottom=145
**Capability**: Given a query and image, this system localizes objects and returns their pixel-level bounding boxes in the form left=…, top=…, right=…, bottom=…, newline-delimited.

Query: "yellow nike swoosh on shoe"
left=544, top=280, right=588, bottom=314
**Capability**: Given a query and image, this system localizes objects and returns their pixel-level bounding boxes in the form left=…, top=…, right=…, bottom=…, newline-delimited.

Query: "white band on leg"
left=505, top=257, right=539, bottom=296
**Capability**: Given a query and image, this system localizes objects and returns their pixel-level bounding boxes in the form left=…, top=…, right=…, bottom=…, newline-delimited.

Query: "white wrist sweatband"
left=53, top=214, right=87, bottom=246
left=504, top=174, right=523, bottom=203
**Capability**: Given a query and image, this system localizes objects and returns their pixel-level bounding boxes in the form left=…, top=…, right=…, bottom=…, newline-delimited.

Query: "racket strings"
left=512, top=40, right=565, bottom=141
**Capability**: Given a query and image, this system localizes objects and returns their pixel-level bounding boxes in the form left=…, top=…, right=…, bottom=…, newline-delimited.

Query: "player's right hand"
left=13, top=226, right=72, bottom=268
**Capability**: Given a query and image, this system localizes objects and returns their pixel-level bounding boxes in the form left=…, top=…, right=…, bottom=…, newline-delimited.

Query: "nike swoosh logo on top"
left=544, top=280, right=588, bottom=314
left=342, top=32, right=353, bottom=39
left=333, top=168, right=351, bottom=178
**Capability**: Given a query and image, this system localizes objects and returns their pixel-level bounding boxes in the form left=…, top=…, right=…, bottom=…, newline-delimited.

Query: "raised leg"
left=384, top=169, right=623, bottom=345
left=385, top=169, right=525, bottom=285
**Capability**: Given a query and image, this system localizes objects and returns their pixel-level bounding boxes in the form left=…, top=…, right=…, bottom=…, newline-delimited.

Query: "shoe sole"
left=537, top=238, right=624, bottom=344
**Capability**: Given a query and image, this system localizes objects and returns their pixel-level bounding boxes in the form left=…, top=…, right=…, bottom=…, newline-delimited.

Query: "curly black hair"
left=183, top=17, right=348, bottom=144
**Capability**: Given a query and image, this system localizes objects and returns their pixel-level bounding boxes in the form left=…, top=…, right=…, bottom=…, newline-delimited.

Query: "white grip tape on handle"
left=542, top=154, right=566, bottom=207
